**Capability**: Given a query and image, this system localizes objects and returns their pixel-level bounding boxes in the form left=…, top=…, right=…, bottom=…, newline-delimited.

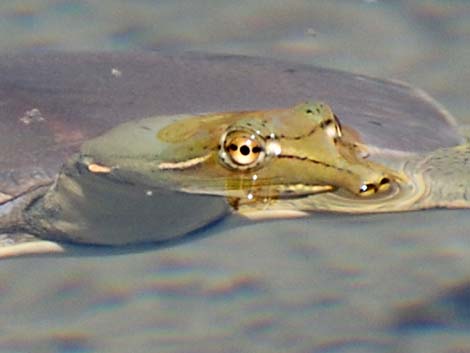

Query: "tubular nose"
left=358, top=177, right=391, bottom=196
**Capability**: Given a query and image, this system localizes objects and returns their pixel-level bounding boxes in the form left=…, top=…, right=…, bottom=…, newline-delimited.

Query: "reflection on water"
left=1, top=1, right=470, bottom=353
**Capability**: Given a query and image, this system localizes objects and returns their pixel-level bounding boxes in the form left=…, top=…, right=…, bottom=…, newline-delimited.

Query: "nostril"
left=359, top=183, right=377, bottom=196
left=380, top=177, right=390, bottom=185
left=378, top=177, right=391, bottom=192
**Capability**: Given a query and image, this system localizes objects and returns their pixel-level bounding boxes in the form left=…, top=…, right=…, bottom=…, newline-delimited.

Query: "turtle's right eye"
left=299, top=102, right=343, bottom=139
left=219, top=129, right=266, bottom=170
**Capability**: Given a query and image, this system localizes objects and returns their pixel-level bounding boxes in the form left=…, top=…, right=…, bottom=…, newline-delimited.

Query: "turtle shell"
left=0, top=51, right=462, bottom=205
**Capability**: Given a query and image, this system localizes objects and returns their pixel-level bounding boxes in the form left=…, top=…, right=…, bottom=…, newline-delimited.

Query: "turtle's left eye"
left=219, top=130, right=266, bottom=170
left=320, top=114, right=343, bottom=139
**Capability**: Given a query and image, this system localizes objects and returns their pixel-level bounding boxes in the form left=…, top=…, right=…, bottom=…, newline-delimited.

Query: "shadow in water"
left=392, top=281, right=470, bottom=333
left=10, top=212, right=252, bottom=260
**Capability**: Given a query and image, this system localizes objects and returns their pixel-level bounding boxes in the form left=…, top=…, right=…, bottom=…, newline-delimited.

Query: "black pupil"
left=240, top=145, right=250, bottom=155
left=227, top=138, right=262, bottom=160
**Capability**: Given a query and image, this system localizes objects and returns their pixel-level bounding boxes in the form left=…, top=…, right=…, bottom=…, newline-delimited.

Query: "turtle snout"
left=358, top=177, right=391, bottom=196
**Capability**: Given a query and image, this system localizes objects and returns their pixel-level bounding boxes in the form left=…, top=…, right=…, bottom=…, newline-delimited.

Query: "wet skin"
left=80, top=101, right=396, bottom=208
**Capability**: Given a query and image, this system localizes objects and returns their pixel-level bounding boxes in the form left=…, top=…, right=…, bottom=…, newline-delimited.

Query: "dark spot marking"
left=229, top=144, right=238, bottom=151
left=140, top=125, right=152, bottom=131
left=369, top=120, right=382, bottom=127
left=320, top=119, right=333, bottom=128
left=284, top=68, right=296, bottom=74
left=252, top=146, right=262, bottom=153
left=306, top=109, right=313, bottom=114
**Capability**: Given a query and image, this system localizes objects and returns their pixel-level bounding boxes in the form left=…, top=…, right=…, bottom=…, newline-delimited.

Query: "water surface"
left=1, top=1, right=470, bottom=352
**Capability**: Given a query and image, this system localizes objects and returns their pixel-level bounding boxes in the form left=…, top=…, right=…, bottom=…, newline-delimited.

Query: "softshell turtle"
left=0, top=51, right=465, bottom=258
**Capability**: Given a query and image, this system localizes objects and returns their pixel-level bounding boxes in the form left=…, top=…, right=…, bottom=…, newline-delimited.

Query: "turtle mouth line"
left=275, top=183, right=336, bottom=198
left=278, top=154, right=354, bottom=175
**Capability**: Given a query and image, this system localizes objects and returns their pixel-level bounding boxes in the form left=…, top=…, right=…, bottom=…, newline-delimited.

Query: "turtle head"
left=77, top=103, right=398, bottom=205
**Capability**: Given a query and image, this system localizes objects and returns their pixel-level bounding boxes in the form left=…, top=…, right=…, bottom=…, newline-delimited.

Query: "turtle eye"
left=332, top=114, right=343, bottom=138
left=220, top=130, right=266, bottom=170
left=320, top=114, right=343, bottom=139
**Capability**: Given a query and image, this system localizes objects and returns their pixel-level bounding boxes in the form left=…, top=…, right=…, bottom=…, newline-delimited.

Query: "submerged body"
left=0, top=52, right=466, bottom=257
